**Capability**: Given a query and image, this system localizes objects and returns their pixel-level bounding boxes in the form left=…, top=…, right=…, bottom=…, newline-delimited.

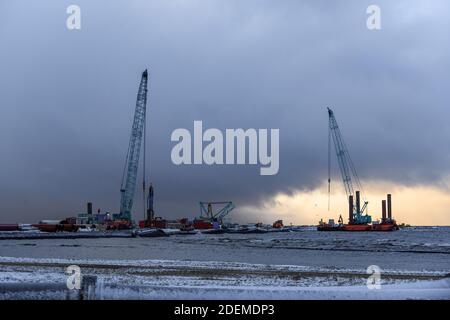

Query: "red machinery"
left=0, top=224, right=20, bottom=231
left=193, top=219, right=213, bottom=230
left=193, top=202, right=235, bottom=230
left=272, top=220, right=284, bottom=228
left=106, top=220, right=134, bottom=230
left=318, top=194, right=398, bottom=232
left=139, top=217, right=168, bottom=229
left=32, top=223, right=79, bottom=232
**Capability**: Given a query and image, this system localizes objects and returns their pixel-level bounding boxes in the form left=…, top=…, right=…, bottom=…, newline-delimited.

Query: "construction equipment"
left=318, top=193, right=398, bottom=231
left=193, top=202, right=235, bottom=229
left=320, top=108, right=399, bottom=232
left=327, top=107, right=371, bottom=225
left=200, top=202, right=235, bottom=221
left=138, top=184, right=172, bottom=229
left=147, top=183, right=155, bottom=220
left=0, top=224, right=20, bottom=231
left=118, top=69, right=149, bottom=222
left=372, top=194, right=399, bottom=231
left=272, top=220, right=284, bottom=228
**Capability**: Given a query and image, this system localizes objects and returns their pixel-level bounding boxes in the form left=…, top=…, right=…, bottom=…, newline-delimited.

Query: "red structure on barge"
left=318, top=193, right=399, bottom=232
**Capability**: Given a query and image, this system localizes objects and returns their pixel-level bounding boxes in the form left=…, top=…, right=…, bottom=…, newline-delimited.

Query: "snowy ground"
left=0, top=228, right=449, bottom=299
left=0, top=256, right=449, bottom=299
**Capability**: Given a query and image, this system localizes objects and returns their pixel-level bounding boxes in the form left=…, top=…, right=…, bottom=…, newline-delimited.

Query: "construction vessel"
left=318, top=108, right=398, bottom=231
left=318, top=193, right=398, bottom=231
left=193, top=202, right=235, bottom=229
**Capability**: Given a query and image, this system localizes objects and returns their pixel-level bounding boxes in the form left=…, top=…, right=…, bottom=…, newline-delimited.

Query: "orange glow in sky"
left=237, top=181, right=450, bottom=226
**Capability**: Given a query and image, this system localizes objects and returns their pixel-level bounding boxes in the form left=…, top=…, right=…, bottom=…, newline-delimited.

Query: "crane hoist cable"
left=142, top=77, right=148, bottom=221
left=328, top=120, right=331, bottom=211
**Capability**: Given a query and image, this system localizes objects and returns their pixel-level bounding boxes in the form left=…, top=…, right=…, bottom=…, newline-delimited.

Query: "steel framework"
left=119, top=70, right=148, bottom=220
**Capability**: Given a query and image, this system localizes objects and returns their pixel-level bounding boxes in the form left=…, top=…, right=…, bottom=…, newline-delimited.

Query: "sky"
left=1, top=0, right=450, bottom=225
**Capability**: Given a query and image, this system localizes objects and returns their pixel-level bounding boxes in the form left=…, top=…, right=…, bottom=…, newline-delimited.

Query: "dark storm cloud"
left=1, top=0, right=449, bottom=222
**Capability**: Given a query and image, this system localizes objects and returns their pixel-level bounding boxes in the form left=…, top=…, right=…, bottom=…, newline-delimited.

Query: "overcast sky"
left=1, top=0, right=449, bottom=224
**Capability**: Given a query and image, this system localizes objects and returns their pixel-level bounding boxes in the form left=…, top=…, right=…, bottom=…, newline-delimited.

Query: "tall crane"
left=119, top=70, right=148, bottom=221
left=327, top=107, right=371, bottom=224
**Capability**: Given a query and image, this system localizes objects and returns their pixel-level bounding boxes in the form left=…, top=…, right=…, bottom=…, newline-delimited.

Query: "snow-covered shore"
left=1, top=256, right=449, bottom=300
left=1, top=229, right=449, bottom=299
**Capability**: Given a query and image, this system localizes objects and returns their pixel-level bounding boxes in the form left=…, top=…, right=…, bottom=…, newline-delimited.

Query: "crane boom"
left=199, top=202, right=235, bottom=222
left=119, top=70, right=148, bottom=220
left=328, top=107, right=359, bottom=198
